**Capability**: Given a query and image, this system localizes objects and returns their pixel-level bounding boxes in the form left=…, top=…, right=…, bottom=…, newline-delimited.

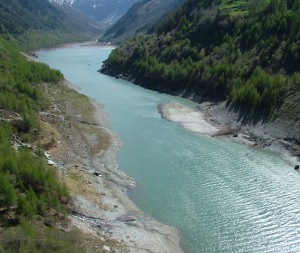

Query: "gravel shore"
left=42, top=81, right=184, bottom=253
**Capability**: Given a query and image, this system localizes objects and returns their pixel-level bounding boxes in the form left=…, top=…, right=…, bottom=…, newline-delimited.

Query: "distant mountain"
left=70, top=0, right=138, bottom=24
left=101, top=0, right=184, bottom=43
left=0, top=0, right=102, bottom=48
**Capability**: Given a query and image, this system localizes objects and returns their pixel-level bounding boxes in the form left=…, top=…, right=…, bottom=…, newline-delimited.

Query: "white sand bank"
left=158, top=102, right=218, bottom=135
left=158, top=101, right=299, bottom=167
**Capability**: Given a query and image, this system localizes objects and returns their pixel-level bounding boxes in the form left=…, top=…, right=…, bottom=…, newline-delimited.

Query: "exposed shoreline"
left=157, top=102, right=219, bottom=136
left=158, top=102, right=300, bottom=168
left=42, top=81, right=184, bottom=253
left=34, top=40, right=116, bottom=53
left=34, top=43, right=298, bottom=252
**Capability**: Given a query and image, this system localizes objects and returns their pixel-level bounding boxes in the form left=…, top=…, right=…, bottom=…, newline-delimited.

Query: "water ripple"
left=40, top=47, right=300, bottom=253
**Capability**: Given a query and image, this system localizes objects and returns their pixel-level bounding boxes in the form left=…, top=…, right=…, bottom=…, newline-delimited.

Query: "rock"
left=116, top=215, right=136, bottom=222
left=103, top=245, right=111, bottom=252
left=57, top=212, right=65, bottom=219
left=213, top=127, right=234, bottom=137
left=48, top=208, right=57, bottom=216
left=44, top=152, right=51, bottom=159
left=60, top=196, right=68, bottom=205
left=295, top=165, right=300, bottom=170
left=48, top=160, right=55, bottom=166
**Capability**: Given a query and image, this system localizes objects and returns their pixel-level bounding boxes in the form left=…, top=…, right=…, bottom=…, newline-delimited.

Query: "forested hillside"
left=101, top=0, right=184, bottom=43
left=0, top=36, right=88, bottom=252
left=101, top=0, right=300, bottom=119
left=0, top=0, right=96, bottom=246
left=0, top=0, right=101, bottom=49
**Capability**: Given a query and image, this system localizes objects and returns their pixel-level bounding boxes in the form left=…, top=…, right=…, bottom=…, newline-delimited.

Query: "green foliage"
left=0, top=7, right=88, bottom=251
left=0, top=0, right=100, bottom=50
left=0, top=220, right=85, bottom=253
left=102, top=0, right=300, bottom=115
left=0, top=36, right=67, bottom=222
left=0, top=125, right=68, bottom=219
left=0, top=36, right=63, bottom=133
left=16, top=30, right=95, bottom=51
left=0, top=173, right=17, bottom=207
left=0, top=0, right=60, bottom=35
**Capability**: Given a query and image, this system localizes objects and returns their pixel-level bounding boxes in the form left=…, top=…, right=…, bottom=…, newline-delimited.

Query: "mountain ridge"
left=0, top=0, right=101, bottom=49
left=50, top=0, right=139, bottom=24
left=101, top=0, right=184, bottom=43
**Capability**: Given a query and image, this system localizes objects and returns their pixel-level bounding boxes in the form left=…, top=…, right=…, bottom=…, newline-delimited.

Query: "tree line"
left=0, top=36, right=62, bottom=134
left=0, top=36, right=86, bottom=252
left=102, top=0, right=300, bottom=115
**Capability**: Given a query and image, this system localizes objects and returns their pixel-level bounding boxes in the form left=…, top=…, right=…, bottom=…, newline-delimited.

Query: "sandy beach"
left=157, top=102, right=218, bottom=135
left=40, top=81, right=184, bottom=253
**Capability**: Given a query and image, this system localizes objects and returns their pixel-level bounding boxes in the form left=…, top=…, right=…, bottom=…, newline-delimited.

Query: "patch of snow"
left=49, top=0, right=74, bottom=5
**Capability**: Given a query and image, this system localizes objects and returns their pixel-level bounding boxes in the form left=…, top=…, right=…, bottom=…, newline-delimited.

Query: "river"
left=38, top=45, right=300, bottom=253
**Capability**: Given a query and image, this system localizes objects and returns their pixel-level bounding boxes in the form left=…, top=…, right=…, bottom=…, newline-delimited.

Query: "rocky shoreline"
left=158, top=101, right=300, bottom=168
left=101, top=65, right=300, bottom=169
left=42, top=81, right=184, bottom=253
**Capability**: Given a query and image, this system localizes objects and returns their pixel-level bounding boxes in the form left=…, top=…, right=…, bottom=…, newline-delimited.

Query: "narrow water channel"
left=38, top=45, right=300, bottom=253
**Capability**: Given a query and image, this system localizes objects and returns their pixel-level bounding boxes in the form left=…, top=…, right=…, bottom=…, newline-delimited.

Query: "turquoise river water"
left=38, top=45, right=300, bottom=253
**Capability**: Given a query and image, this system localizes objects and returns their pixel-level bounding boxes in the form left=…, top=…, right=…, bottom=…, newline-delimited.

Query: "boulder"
left=103, top=245, right=111, bottom=252
left=116, top=215, right=136, bottom=222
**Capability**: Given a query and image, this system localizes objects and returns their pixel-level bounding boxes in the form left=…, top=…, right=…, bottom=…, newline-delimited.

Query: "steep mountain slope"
left=0, top=1, right=104, bottom=251
left=101, top=0, right=184, bottom=43
left=0, top=0, right=101, bottom=49
left=0, top=33, right=87, bottom=251
left=101, top=0, right=300, bottom=149
left=72, top=0, right=138, bottom=24
left=102, top=0, right=299, bottom=113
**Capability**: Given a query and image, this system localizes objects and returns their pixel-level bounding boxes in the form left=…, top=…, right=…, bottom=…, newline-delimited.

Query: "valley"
left=0, top=0, right=300, bottom=252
